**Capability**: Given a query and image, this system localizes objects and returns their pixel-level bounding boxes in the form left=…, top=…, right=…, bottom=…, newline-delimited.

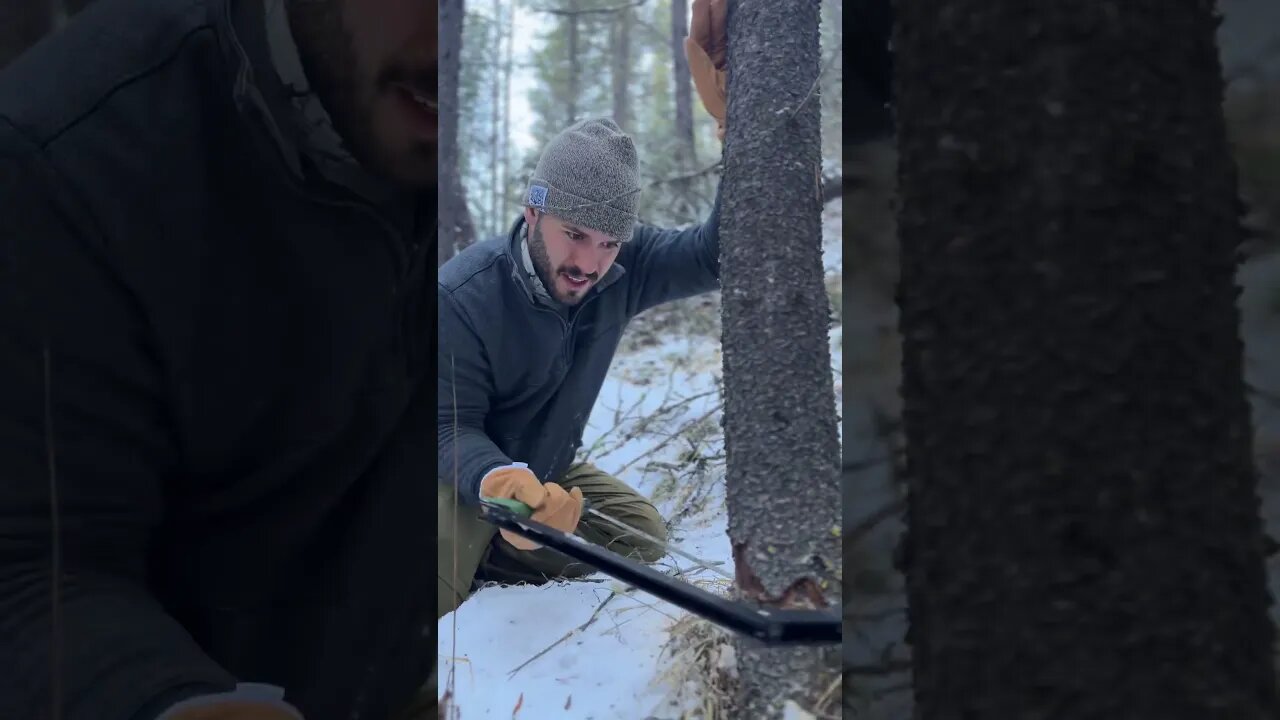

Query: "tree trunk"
left=720, top=1, right=840, bottom=717
left=439, top=0, right=477, bottom=266
left=565, top=0, right=579, bottom=126
left=490, top=0, right=502, bottom=237
left=671, top=0, right=696, bottom=163
left=500, top=1, right=513, bottom=225
left=895, top=1, right=1280, bottom=717
left=611, top=5, right=632, bottom=131
left=0, top=0, right=53, bottom=70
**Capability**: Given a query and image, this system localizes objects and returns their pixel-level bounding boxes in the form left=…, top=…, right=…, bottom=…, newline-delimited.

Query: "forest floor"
left=437, top=205, right=845, bottom=719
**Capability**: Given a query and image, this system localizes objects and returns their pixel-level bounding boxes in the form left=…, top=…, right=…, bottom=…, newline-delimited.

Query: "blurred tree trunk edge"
left=439, top=0, right=477, bottom=266
left=720, top=1, right=842, bottom=718
left=895, top=2, right=1280, bottom=718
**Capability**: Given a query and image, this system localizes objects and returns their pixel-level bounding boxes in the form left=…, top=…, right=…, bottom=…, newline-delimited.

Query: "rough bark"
left=720, top=0, right=840, bottom=717
left=895, top=1, right=1280, bottom=718
left=0, top=0, right=53, bottom=70
left=438, top=0, right=476, bottom=266
left=611, top=5, right=632, bottom=131
left=671, top=0, right=696, bottom=163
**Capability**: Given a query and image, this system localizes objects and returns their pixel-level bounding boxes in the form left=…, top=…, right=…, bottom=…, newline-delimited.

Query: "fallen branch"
left=645, top=161, right=723, bottom=190
left=508, top=592, right=621, bottom=677
left=614, top=401, right=724, bottom=476
left=506, top=559, right=723, bottom=677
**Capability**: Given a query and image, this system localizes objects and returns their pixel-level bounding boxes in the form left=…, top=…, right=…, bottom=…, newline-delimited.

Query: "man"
left=437, top=115, right=719, bottom=613
left=436, top=4, right=730, bottom=629
left=0, top=1, right=434, bottom=719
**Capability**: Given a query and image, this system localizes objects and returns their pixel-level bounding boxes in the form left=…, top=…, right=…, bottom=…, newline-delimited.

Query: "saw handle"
left=479, top=496, right=593, bottom=519
left=480, top=497, right=533, bottom=517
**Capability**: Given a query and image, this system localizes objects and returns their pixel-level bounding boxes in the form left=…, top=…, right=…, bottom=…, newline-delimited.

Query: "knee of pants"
left=626, top=501, right=669, bottom=564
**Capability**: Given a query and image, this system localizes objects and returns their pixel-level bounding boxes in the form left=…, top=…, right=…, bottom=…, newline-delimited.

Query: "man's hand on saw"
left=480, top=463, right=584, bottom=550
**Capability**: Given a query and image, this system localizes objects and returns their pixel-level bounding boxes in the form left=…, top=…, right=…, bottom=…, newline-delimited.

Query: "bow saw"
left=479, top=497, right=842, bottom=646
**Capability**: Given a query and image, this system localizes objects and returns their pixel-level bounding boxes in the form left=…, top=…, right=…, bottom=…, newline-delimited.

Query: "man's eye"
left=604, top=242, right=620, bottom=251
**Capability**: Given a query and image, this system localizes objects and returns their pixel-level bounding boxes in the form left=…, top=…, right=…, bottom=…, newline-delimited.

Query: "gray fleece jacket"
left=438, top=193, right=721, bottom=502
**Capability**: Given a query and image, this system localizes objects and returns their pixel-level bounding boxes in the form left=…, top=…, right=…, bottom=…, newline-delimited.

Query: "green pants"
left=437, top=461, right=669, bottom=619
left=400, top=463, right=668, bottom=719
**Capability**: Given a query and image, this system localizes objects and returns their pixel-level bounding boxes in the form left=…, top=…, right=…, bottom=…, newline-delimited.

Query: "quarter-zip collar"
left=215, top=0, right=423, bottom=240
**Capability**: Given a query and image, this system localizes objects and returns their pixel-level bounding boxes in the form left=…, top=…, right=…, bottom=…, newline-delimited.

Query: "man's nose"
left=568, top=245, right=601, bottom=276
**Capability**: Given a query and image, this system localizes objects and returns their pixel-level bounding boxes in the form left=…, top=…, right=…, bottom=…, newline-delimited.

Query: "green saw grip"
left=481, top=497, right=594, bottom=519
left=482, top=497, right=533, bottom=517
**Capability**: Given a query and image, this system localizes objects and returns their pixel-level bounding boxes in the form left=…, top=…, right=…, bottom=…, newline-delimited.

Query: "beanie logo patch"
left=528, top=184, right=548, bottom=209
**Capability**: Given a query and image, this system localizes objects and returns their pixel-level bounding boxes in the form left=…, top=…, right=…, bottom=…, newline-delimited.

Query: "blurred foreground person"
left=0, top=1, right=435, bottom=718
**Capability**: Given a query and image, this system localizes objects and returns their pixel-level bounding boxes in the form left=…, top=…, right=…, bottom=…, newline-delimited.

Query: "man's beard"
left=528, top=220, right=595, bottom=306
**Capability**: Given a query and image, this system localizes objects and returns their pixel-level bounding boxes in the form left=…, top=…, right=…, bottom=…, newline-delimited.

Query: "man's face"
left=288, top=0, right=436, bottom=189
left=524, top=208, right=623, bottom=306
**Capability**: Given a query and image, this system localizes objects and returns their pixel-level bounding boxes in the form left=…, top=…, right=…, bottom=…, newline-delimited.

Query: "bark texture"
left=720, top=0, right=841, bottom=717
left=894, top=1, right=1280, bottom=717
left=438, top=0, right=476, bottom=266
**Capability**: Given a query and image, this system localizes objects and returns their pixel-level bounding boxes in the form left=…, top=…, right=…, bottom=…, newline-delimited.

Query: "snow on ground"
left=439, top=205, right=844, bottom=719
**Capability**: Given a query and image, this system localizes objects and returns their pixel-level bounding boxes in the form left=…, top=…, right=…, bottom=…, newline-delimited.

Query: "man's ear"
left=523, top=206, right=538, bottom=226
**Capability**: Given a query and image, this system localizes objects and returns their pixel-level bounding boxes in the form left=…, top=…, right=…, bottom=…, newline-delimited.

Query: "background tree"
left=893, top=1, right=1280, bottom=717
left=439, top=0, right=478, bottom=266
left=610, top=4, right=632, bottom=131
left=718, top=0, right=841, bottom=717
left=459, top=0, right=842, bottom=236
left=670, top=0, right=695, bottom=164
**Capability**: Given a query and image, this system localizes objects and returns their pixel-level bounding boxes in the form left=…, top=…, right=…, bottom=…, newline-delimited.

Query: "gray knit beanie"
left=525, top=118, right=641, bottom=242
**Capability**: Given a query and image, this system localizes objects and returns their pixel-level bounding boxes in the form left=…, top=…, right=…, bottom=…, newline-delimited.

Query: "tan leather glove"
left=155, top=684, right=303, bottom=720
left=685, top=0, right=728, bottom=141
left=480, top=464, right=584, bottom=551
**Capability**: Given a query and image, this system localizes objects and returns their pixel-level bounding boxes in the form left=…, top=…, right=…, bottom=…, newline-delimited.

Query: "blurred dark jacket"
left=0, top=0, right=435, bottom=718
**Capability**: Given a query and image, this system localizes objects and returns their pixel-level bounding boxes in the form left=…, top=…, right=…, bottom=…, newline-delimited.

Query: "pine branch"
left=645, top=160, right=722, bottom=190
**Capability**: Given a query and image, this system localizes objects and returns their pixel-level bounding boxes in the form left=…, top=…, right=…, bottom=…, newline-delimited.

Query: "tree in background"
left=894, top=1, right=1280, bottom=716
left=456, top=0, right=842, bottom=235
left=610, top=4, right=632, bottom=131
left=718, top=0, right=841, bottom=715
left=439, top=0, right=477, bottom=266
left=670, top=0, right=695, bottom=164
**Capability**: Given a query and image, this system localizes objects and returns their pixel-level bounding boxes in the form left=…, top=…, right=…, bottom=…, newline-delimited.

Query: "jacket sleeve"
left=0, top=126, right=237, bottom=720
left=437, top=285, right=512, bottom=503
left=622, top=180, right=723, bottom=317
